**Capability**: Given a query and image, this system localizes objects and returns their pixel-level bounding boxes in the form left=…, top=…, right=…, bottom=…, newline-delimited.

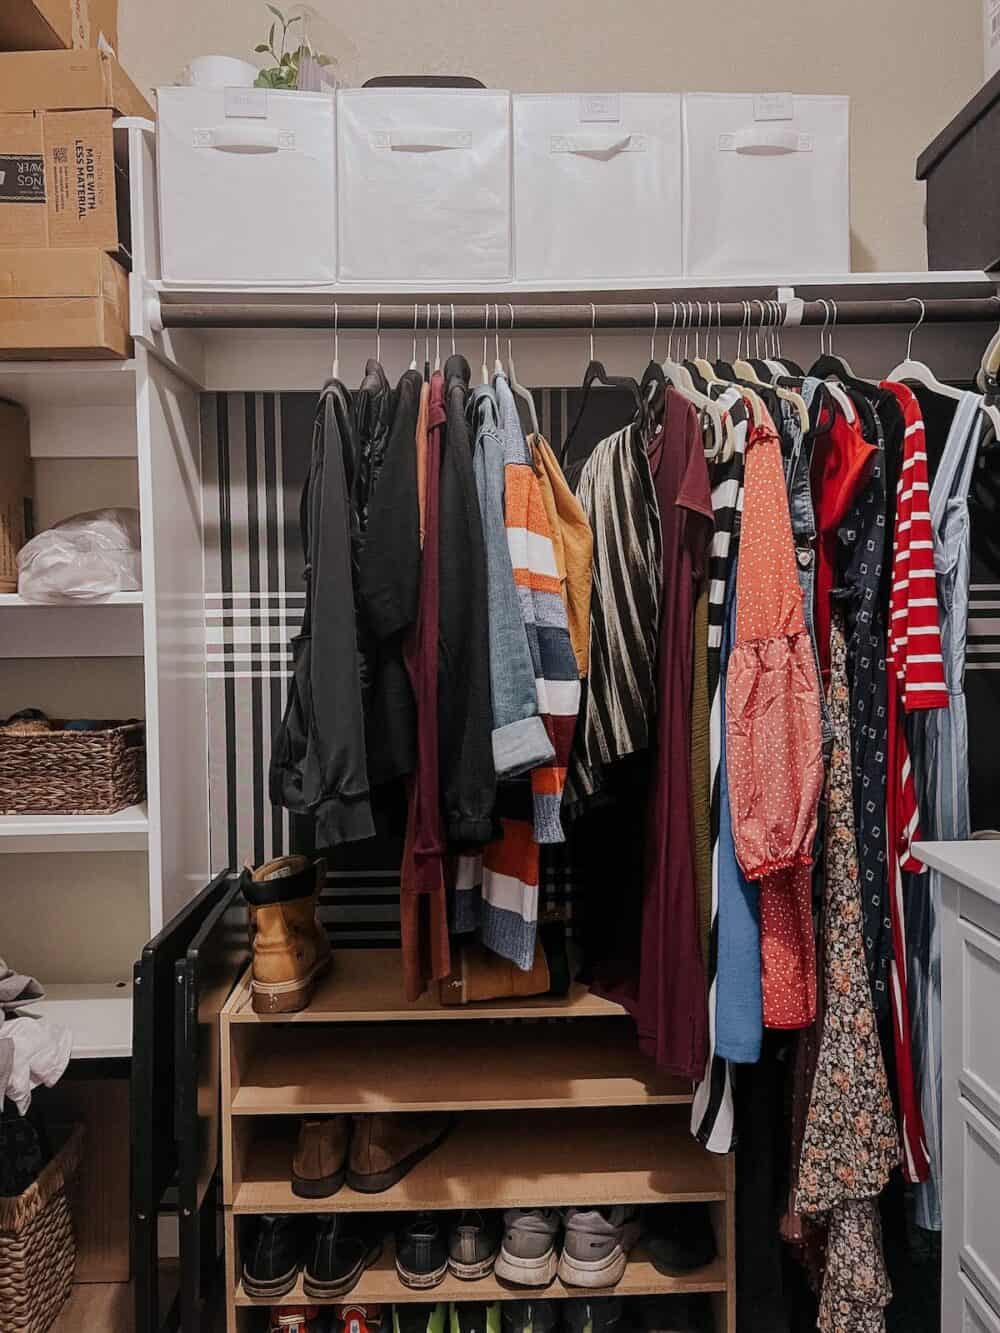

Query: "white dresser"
left=917, top=841, right=1000, bottom=1331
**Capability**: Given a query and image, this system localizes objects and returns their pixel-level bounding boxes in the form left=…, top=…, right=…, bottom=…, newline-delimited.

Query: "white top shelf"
left=23, top=982, right=133, bottom=1060
left=915, top=840, right=1000, bottom=906
left=0, top=803, right=148, bottom=853
left=153, top=270, right=996, bottom=299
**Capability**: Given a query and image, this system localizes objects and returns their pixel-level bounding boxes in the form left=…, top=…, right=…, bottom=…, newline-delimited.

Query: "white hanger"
left=331, top=301, right=339, bottom=381
left=481, top=304, right=491, bottom=385
left=493, top=303, right=504, bottom=377
left=506, top=303, right=540, bottom=437
left=886, top=298, right=963, bottom=402
left=375, top=302, right=382, bottom=365
left=409, top=303, right=419, bottom=372
left=450, top=303, right=456, bottom=358
left=434, top=303, right=442, bottom=373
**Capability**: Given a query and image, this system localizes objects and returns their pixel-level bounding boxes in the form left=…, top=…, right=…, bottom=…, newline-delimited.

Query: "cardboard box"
left=0, top=248, right=131, bottom=359
left=0, top=399, right=32, bottom=591
left=0, top=110, right=130, bottom=255
left=0, top=49, right=152, bottom=118
left=0, top=0, right=118, bottom=54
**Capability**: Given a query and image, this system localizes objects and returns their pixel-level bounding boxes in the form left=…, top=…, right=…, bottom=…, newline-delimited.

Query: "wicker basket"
left=0, top=721, right=146, bottom=815
left=0, top=1125, right=83, bottom=1333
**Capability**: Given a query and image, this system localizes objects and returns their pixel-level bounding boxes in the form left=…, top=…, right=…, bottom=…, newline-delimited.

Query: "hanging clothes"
left=358, top=368, right=422, bottom=786
left=796, top=616, right=898, bottom=1333
left=400, top=369, right=450, bottom=1001
left=438, top=354, right=496, bottom=848
left=903, top=388, right=983, bottom=1231
left=531, top=432, right=594, bottom=680
left=727, top=413, right=824, bottom=1028
left=692, top=386, right=749, bottom=1153
left=270, top=378, right=375, bottom=847
left=494, top=373, right=580, bottom=844
left=596, top=391, right=714, bottom=1080
left=564, top=421, right=662, bottom=817
left=467, top=382, right=553, bottom=782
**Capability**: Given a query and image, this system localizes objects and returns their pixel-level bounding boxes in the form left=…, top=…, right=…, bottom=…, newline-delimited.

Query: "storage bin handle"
left=549, top=132, right=638, bottom=156
left=383, top=129, right=474, bottom=151
left=204, top=124, right=282, bottom=153
left=720, top=127, right=812, bottom=155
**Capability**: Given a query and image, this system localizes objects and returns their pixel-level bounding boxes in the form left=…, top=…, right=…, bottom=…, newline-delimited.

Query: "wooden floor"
left=52, top=1283, right=132, bottom=1333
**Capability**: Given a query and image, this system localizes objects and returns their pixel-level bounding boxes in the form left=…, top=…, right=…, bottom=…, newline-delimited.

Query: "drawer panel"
left=961, top=1098, right=1000, bottom=1311
left=959, top=920, right=1000, bottom=1126
left=960, top=1271, right=1000, bottom=1333
left=961, top=885, right=1000, bottom=944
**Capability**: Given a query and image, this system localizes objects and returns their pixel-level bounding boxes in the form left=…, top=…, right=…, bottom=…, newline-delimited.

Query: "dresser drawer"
left=959, top=1098, right=1000, bottom=1312
left=960, top=1271, right=1000, bottom=1332
left=957, top=919, right=1000, bottom=1126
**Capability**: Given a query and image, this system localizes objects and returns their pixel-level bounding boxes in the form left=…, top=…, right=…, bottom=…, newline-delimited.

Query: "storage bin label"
left=753, top=93, right=794, bottom=121
left=224, top=88, right=269, bottom=119
left=578, top=93, right=622, bottom=123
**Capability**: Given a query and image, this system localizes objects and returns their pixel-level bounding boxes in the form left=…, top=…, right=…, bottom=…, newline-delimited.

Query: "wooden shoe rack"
left=221, top=949, right=736, bottom=1331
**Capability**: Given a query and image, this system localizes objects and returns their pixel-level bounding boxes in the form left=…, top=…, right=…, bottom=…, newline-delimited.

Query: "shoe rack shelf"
left=232, top=1241, right=729, bottom=1306
left=220, top=950, right=736, bottom=1333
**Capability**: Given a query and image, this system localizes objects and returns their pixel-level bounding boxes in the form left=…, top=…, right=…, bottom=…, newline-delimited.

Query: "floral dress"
left=795, top=614, right=900, bottom=1332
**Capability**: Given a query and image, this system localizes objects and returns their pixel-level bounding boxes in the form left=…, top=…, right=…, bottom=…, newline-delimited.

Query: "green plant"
left=253, top=4, right=333, bottom=90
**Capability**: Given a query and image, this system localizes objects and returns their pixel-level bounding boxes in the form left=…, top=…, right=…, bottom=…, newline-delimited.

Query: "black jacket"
left=438, top=355, right=496, bottom=846
left=269, top=378, right=375, bottom=846
left=359, top=368, right=423, bottom=785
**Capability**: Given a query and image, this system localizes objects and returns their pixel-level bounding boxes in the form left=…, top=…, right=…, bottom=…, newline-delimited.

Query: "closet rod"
left=158, top=296, right=1000, bottom=331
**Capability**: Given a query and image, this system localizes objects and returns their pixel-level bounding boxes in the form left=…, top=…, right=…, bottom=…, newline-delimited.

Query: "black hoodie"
left=269, top=377, right=375, bottom=846
left=438, top=355, right=497, bottom=847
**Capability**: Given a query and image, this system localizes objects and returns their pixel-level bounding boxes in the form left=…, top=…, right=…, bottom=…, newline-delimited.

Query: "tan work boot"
left=242, top=854, right=332, bottom=1014
left=346, top=1113, right=453, bottom=1194
left=292, top=1115, right=350, bottom=1198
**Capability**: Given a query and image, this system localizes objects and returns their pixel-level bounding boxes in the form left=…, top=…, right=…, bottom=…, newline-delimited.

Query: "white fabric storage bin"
left=156, top=86, right=336, bottom=286
left=513, top=93, right=682, bottom=282
left=337, top=88, right=511, bottom=282
left=683, top=92, right=850, bottom=277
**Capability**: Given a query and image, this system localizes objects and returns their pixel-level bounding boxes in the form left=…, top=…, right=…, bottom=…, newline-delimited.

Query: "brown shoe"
left=346, top=1113, right=453, bottom=1194
left=242, top=855, right=332, bottom=1015
left=292, top=1116, right=350, bottom=1198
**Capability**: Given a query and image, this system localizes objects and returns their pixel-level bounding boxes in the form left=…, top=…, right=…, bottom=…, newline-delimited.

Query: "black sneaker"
left=636, top=1295, right=711, bottom=1332
left=449, top=1303, right=500, bottom=1333
left=642, top=1205, right=716, bottom=1276
left=242, top=1213, right=301, bottom=1299
left=396, top=1213, right=449, bottom=1289
left=303, top=1214, right=382, bottom=1299
left=501, top=1300, right=558, bottom=1333
left=448, top=1211, right=502, bottom=1280
left=564, top=1299, right=624, bottom=1333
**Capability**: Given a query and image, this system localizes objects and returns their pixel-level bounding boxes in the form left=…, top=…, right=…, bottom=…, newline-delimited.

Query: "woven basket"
left=0, top=721, right=145, bottom=815
left=0, top=1125, right=83, bottom=1333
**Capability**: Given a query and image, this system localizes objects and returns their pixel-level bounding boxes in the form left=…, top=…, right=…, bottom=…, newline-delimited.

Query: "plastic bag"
left=16, top=508, right=142, bottom=603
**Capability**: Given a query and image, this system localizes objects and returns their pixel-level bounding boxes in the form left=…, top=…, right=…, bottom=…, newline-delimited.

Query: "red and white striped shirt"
left=882, top=381, right=949, bottom=711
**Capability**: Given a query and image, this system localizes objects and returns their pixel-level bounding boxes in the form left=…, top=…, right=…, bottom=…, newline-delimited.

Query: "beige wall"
left=120, top=0, right=984, bottom=272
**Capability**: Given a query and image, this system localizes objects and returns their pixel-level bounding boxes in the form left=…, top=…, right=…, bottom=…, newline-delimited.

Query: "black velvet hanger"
left=561, top=358, right=646, bottom=465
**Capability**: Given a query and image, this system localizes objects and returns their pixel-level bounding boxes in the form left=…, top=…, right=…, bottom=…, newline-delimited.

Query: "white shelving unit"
left=0, top=803, right=149, bottom=853
left=26, top=983, right=133, bottom=1060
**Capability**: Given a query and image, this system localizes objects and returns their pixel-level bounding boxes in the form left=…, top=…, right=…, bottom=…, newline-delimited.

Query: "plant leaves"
left=265, top=4, right=285, bottom=20
left=280, top=51, right=292, bottom=64
left=286, top=14, right=301, bottom=24
left=253, top=43, right=269, bottom=52
left=267, top=21, right=275, bottom=47
left=317, top=54, right=334, bottom=65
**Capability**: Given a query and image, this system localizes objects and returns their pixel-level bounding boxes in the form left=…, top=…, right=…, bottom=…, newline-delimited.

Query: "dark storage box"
left=917, top=69, right=1000, bottom=271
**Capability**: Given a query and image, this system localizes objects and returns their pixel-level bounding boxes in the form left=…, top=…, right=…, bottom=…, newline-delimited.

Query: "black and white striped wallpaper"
left=199, top=386, right=635, bottom=944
